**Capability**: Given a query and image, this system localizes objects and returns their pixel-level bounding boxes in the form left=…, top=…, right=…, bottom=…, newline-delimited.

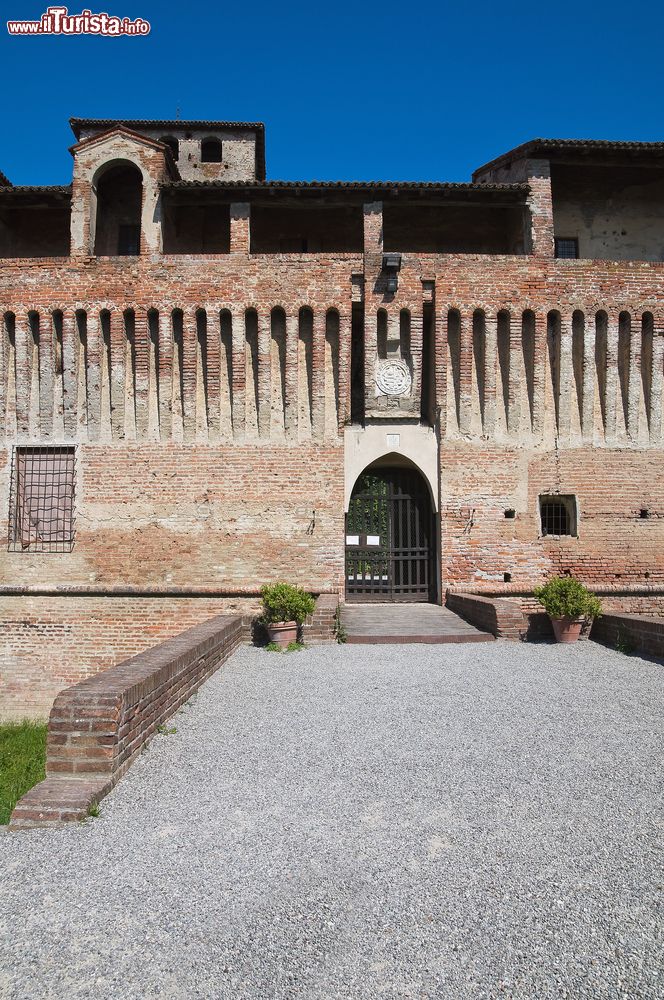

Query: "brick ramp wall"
left=0, top=595, right=259, bottom=721
left=446, top=587, right=664, bottom=642
left=591, top=613, right=664, bottom=659
left=1, top=591, right=339, bottom=721
left=10, top=614, right=243, bottom=829
left=445, top=592, right=526, bottom=640
left=303, top=594, right=339, bottom=645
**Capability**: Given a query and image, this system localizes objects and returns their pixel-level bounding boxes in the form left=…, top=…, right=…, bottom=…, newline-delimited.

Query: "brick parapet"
left=446, top=583, right=664, bottom=598
left=0, top=593, right=339, bottom=720
left=447, top=590, right=664, bottom=641
left=445, top=591, right=526, bottom=640
left=9, top=614, right=243, bottom=828
left=590, top=613, right=664, bottom=659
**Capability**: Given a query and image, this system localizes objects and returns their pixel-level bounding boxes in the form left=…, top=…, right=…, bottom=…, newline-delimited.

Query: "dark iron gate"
left=345, top=467, right=435, bottom=602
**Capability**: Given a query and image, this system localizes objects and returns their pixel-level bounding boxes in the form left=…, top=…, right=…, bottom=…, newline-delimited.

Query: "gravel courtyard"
left=1, top=640, right=662, bottom=1000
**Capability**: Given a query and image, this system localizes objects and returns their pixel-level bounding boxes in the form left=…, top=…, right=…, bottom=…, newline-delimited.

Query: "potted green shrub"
left=534, top=575, right=602, bottom=643
left=260, top=582, right=316, bottom=648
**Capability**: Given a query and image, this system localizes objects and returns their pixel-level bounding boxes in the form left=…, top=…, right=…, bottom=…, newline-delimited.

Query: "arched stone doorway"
left=345, top=458, right=436, bottom=603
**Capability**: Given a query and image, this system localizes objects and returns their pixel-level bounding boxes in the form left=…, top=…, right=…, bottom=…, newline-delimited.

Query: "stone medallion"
left=376, top=359, right=412, bottom=397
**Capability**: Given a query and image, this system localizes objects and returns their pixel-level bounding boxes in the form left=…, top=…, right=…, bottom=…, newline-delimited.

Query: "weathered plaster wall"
left=552, top=166, right=664, bottom=261
left=76, top=125, right=258, bottom=182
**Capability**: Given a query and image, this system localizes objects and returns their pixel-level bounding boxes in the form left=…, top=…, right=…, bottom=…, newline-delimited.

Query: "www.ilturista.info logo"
left=7, top=6, right=150, bottom=34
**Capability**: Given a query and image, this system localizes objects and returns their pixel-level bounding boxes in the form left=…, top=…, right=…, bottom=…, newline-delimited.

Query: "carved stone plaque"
left=375, top=359, right=412, bottom=397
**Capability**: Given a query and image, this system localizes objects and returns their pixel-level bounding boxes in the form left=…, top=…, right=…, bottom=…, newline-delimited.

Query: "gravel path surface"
left=1, top=640, right=662, bottom=999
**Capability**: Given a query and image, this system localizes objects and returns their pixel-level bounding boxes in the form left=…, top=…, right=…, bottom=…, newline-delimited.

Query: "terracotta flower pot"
left=550, top=616, right=585, bottom=643
left=266, top=621, right=298, bottom=648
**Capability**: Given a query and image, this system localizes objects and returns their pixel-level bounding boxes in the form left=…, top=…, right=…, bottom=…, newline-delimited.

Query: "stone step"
left=340, top=603, right=495, bottom=645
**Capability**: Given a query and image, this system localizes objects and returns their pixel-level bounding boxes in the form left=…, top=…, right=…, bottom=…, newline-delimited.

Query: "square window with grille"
left=554, top=237, right=579, bottom=259
left=539, top=494, right=577, bottom=537
left=8, top=447, right=76, bottom=552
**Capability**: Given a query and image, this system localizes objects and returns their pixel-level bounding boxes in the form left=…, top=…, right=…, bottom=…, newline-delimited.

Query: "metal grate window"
left=539, top=494, right=576, bottom=537
left=8, top=447, right=76, bottom=552
left=554, top=237, right=579, bottom=259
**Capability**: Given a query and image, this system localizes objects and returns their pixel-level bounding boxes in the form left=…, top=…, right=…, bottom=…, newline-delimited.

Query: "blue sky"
left=2, top=0, right=663, bottom=185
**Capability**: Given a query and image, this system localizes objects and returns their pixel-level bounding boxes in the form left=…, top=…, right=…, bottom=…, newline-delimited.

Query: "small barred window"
left=8, top=446, right=76, bottom=552
left=539, top=494, right=577, bottom=537
left=554, top=237, right=579, bottom=259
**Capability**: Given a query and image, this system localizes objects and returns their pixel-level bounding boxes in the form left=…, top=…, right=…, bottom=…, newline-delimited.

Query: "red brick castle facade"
left=1, top=119, right=662, bottom=716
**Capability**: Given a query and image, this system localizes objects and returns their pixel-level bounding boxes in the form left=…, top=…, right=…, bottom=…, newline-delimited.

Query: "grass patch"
left=264, top=641, right=305, bottom=654
left=0, top=720, right=47, bottom=824
left=615, top=628, right=637, bottom=655
left=334, top=606, right=347, bottom=644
